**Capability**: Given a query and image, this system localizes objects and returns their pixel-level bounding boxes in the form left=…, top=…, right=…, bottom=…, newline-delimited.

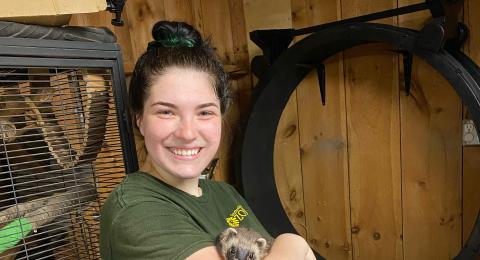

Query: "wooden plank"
left=69, top=11, right=136, bottom=74
left=163, top=0, right=194, bottom=24
left=228, top=0, right=251, bottom=124
left=342, top=1, right=402, bottom=259
left=273, top=93, right=307, bottom=237
left=198, top=0, right=235, bottom=63
left=124, top=0, right=166, bottom=61
left=399, top=1, right=463, bottom=258
left=400, top=56, right=463, bottom=259
left=463, top=145, right=480, bottom=245
left=290, top=0, right=351, bottom=258
left=463, top=0, right=480, bottom=251
left=242, top=0, right=307, bottom=237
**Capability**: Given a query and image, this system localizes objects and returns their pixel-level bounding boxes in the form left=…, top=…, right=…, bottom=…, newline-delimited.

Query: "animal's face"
left=218, top=228, right=269, bottom=260
left=226, top=245, right=258, bottom=260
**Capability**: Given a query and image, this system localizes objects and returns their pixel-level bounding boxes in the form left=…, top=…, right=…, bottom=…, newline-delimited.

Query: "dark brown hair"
left=129, top=21, right=230, bottom=120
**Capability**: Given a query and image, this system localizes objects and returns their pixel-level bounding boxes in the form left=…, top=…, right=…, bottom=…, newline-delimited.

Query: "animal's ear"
left=225, top=227, right=238, bottom=237
left=256, top=238, right=267, bottom=250
left=218, top=227, right=238, bottom=244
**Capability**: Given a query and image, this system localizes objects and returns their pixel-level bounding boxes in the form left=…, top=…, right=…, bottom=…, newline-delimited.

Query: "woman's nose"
left=174, top=118, right=197, bottom=141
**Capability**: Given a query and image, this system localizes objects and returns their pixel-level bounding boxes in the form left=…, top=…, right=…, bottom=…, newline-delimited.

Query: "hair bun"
left=150, top=21, right=202, bottom=49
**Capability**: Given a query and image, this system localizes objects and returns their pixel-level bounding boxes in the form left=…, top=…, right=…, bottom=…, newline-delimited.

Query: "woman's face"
left=137, top=67, right=222, bottom=181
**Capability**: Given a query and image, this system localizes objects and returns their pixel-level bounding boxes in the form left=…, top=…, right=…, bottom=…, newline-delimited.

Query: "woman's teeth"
left=171, top=148, right=200, bottom=156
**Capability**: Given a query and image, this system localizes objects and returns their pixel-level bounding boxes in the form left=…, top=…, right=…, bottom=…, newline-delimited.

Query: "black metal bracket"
left=249, top=0, right=466, bottom=105
left=250, top=0, right=463, bottom=67
left=249, top=29, right=294, bottom=73
left=297, top=63, right=327, bottom=105
left=106, top=0, right=127, bottom=26
left=403, top=51, right=413, bottom=96
left=416, top=17, right=446, bottom=52
left=446, top=22, right=469, bottom=51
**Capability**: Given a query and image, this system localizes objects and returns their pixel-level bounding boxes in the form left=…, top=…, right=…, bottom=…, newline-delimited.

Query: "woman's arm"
left=186, top=233, right=315, bottom=260
left=264, top=233, right=316, bottom=260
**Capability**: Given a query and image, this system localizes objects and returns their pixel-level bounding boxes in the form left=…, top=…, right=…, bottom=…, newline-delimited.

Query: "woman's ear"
left=136, top=115, right=144, bottom=136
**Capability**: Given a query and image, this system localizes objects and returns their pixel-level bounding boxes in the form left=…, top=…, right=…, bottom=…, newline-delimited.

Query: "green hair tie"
left=148, top=35, right=195, bottom=50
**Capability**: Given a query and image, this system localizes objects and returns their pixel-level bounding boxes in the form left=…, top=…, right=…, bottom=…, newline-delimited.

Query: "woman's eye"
left=199, top=111, right=214, bottom=117
left=157, top=110, right=173, bottom=115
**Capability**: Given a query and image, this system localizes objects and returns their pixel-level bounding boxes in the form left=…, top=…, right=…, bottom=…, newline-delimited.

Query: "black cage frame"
left=0, top=37, right=138, bottom=174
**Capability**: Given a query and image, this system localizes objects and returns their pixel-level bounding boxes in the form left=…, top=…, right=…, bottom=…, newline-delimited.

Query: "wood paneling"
left=342, top=1, right=403, bottom=259
left=124, top=1, right=166, bottom=61
left=290, top=0, right=351, bottom=258
left=344, top=43, right=403, bottom=260
left=163, top=0, right=194, bottom=24
left=401, top=56, right=462, bottom=259
left=463, top=0, right=480, bottom=252
left=399, top=2, right=463, bottom=259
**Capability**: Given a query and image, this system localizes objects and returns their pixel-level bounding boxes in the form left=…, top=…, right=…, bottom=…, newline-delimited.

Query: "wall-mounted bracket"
left=446, top=22, right=469, bottom=51
left=296, top=63, right=327, bottom=105
left=250, top=29, right=294, bottom=65
left=106, top=0, right=126, bottom=26
left=317, top=64, right=326, bottom=105
left=416, top=17, right=446, bottom=52
left=403, top=51, right=413, bottom=96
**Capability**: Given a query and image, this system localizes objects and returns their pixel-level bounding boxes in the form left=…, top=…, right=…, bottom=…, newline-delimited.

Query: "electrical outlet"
left=463, top=119, right=480, bottom=146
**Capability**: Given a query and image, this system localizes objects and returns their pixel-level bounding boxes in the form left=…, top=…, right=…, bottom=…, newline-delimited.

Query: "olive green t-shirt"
left=99, top=171, right=271, bottom=260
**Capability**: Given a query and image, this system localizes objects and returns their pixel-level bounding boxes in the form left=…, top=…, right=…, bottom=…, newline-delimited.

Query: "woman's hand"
left=264, top=233, right=316, bottom=260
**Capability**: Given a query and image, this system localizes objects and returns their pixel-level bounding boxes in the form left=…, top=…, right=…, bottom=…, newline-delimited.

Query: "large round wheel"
left=240, top=22, right=480, bottom=259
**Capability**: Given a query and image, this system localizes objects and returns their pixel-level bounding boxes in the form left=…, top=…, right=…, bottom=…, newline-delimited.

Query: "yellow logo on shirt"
left=226, top=205, right=249, bottom=227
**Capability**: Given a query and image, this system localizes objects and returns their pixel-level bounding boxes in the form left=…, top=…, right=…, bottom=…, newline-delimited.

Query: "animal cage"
left=0, top=37, right=137, bottom=259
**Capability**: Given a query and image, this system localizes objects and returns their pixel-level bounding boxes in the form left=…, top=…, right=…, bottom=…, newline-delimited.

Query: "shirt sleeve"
left=109, top=202, right=215, bottom=260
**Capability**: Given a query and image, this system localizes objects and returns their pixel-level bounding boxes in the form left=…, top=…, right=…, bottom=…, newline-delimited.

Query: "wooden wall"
left=71, top=0, right=480, bottom=259
left=245, top=0, right=480, bottom=259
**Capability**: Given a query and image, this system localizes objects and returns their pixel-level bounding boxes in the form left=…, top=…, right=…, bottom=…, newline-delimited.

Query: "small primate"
left=216, top=227, right=271, bottom=260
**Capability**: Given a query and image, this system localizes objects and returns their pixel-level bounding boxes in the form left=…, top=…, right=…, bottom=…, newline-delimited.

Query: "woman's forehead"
left=147, top=67, right=219, bottom=104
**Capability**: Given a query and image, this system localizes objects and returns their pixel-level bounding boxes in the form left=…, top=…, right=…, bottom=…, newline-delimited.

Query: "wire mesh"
left=0, top=67, right=126, bottom=260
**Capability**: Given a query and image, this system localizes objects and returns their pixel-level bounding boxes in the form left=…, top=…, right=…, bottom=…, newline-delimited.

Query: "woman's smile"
left=169, top=147, right=202, bottom=159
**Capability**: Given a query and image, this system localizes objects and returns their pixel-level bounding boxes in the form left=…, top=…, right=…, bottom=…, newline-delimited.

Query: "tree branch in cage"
left=0, top=184, right=97, bottom=229
left=0, top=184, right=97, bottom=257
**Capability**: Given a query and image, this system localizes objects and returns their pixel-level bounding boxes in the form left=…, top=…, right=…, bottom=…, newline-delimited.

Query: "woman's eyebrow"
left=150, top=101, right=219, bottom=109
left=151, top=101, right=176, bottom=108
left=197, top=103, right=219, bottom=109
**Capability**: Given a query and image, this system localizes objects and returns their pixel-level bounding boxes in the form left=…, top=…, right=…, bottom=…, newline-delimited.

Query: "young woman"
left=99, top=20, right=315, bottom=260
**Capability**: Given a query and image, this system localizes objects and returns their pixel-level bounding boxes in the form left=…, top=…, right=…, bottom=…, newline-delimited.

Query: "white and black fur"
left=216, top=227, right=271, bottom=260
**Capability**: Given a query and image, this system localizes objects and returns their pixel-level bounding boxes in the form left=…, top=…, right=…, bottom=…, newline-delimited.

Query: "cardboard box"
left=0, top=0, right=107, bottom=26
